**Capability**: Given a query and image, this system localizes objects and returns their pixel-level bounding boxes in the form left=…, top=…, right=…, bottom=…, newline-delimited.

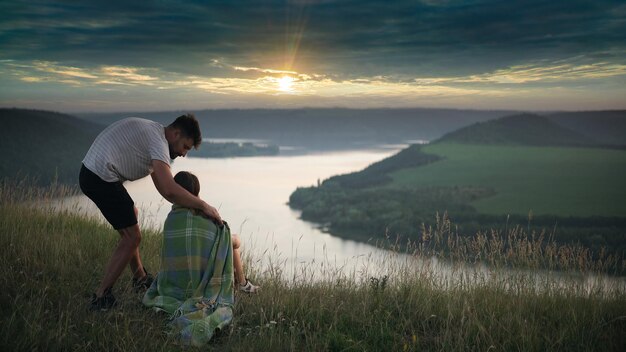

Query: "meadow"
left=1, top=180, right=625, bottom=351
left=389, top=143, right=626, bottom=217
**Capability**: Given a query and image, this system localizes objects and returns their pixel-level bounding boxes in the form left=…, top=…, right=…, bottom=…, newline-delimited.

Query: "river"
left=59, top=145, right=411, bottom=279
left=54, top=144, right=625, bottom=294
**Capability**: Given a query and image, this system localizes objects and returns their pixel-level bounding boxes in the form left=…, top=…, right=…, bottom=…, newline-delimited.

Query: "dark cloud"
left=1, top=0, right=625, bottom=78
left=297, top=0, right=626, bottom=76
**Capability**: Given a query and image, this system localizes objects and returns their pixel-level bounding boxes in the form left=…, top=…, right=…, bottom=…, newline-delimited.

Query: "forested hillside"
left=0, top=109, right=104, bottom=185
left=436, top=113, right=597, bottom=146
left=547, top=110, right=626, bottom=146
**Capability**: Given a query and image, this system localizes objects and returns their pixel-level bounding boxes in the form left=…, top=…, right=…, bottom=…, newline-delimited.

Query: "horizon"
left=1, top=1, right=625, bottom=112
left=5, top=106, right=626, bottom=116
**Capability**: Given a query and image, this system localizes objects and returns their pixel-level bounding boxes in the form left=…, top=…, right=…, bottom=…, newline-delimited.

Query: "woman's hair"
left=174, top=171, right=200, bottom=196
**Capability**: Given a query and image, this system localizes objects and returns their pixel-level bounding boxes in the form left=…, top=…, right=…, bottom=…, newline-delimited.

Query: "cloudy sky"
left=1, top=0, right=625, bottom=112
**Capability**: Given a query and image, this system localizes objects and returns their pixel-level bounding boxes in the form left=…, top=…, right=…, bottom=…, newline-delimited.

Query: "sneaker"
left=132, top=268, right=154, bottom=292
left=90, top=287, right=117, bottom=311
left=239, top=279, right=260, bottom=294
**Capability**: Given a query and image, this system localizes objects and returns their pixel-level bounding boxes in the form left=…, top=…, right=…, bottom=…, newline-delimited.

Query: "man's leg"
left=80, top=165, right=147, bottom=298
left=95, top=223, right=143, bottom=297
left=127, top=207, right=147, bottom=280
left=128, top=248, right=146, bottom=279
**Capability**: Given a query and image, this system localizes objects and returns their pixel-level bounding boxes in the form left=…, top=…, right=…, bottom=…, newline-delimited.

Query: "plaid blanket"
left=142, top=205, right=234, bottom=347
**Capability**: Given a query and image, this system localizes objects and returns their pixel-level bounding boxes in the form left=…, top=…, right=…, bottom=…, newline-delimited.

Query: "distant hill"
left=435, top=113, right=598, bottom=147
left=77, top=108, right=515, bottom=150
left=0, top=109, right=104, bottom=185
left=546, top=110, right=626, bottom=146
left=76, top=108, right=626, bottom=149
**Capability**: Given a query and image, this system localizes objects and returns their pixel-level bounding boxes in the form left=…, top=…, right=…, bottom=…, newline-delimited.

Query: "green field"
left=389, top=143, right=626, bottom=217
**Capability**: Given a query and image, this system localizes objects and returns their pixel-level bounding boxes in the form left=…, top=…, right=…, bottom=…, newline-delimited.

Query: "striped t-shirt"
left=83, top=117, right=170, bottom=182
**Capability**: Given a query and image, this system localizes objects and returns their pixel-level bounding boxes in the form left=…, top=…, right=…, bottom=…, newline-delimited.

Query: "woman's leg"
left=232, top=234, right=246, bottom=285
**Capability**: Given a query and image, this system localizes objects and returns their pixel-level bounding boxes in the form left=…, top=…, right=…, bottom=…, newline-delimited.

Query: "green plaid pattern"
left=143, top=205, right=234, bottom=347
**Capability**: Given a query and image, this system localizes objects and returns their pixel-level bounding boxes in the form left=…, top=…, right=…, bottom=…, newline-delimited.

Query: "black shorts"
left=79, top=164, right=137, bottom=230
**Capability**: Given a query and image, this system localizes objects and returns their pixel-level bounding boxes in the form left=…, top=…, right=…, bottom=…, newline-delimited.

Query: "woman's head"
left=174, top=171, right=200, bottom=196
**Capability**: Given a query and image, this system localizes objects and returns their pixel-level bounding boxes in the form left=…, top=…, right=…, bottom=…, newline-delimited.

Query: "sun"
left=278, top=76, right=294, bottom=92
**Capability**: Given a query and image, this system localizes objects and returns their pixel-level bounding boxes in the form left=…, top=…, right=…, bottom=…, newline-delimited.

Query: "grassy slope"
left=0, top=108, right=103, bottom=185
left=389, top=143, right=626, bottom=217
left=1, top=185, right=625, bottom=351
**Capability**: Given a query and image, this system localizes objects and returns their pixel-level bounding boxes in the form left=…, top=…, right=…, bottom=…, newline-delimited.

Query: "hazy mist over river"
left=49, top=141, right=625, bottom=293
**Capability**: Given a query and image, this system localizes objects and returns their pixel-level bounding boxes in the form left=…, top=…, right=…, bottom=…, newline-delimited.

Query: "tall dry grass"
left=1, top=180, right=625, bottom=351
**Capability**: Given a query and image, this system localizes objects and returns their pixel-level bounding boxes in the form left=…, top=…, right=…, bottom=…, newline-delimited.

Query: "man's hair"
left=169, top=113, right=202, bottom=149
left=174, top=171, right=200, bottom=196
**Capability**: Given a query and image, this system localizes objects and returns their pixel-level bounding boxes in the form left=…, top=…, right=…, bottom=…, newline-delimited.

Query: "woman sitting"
left=143, top=171, right=258, bottom=346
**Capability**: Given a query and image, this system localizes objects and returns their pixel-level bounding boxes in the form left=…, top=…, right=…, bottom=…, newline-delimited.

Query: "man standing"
left=79, top=114, right=222, bottom=310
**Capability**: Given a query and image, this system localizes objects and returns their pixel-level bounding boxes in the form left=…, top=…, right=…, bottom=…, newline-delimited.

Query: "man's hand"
left=151, top=160, right=223, bottom=225
left=202, top=203, right=223, bottom=226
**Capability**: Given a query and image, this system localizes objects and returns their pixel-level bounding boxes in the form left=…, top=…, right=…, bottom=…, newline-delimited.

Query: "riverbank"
left=1, top=182, right=625, bottom=351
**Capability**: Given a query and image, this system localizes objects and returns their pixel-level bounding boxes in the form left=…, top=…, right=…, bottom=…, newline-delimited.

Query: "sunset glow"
left=278, top=76, right=295, bottom=92
left=0, top=1, right=624, bottom=112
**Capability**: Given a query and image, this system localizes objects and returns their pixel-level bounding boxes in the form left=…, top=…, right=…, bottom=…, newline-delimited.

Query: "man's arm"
left=150, top=160, right=223, bottom=225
